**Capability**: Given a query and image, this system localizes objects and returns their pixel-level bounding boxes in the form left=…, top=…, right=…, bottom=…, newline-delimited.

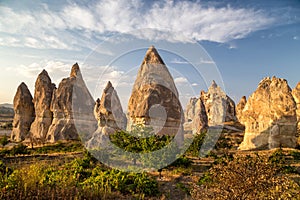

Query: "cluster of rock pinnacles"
left=11, top=46, right=300, bottom=150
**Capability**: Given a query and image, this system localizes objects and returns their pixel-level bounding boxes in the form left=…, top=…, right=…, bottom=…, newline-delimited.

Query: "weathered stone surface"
left=87, top=82, right=127, bottom=148
left=11, top=83, right=35, bottom=142
left=184, top=97, right=208, bottom=134
left=95, top=81, right=127, bottom=129
left=127, top=46, right=184, bottom=136
left=29, top=70, right=55, bottom=143
left=239, top=77, right=297, bottom=150
left=46, top=63, right=96, bottom=143
left=200, top=81, right=236, bottom=126
left=292, top=82, right=300, bottom=131
left=236, top=96, right=247, bottom=122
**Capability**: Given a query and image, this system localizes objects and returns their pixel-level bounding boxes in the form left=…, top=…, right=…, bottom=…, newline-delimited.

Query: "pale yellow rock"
left=239, top=77, right=297, bottom=150
left=292, top=82, right=300, bottom=131
left=236, top=96, right=247, bottom=122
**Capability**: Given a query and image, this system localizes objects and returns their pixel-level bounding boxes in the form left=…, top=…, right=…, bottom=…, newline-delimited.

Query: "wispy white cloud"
left=0, top=0, right=279, bottom=50
left=174, top=77, right=189, bottom=85
left=170, top=58, right=190, bottom=64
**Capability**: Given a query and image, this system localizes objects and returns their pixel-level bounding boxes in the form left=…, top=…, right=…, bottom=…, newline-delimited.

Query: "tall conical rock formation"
left=292, top=82, right=300, bottom=131
left=127, top=46, right=184, bottom=136
left=184, top=97, right=208, bottom=134
left=200, top=81, right=236, bottom=126
left=236, top=96, right=247, bottom=122
left=29, top=70, right=55, bottom=143
left=11, top=83, right=35, bottom=142
left=46, top=63, right=96, bottom=142
left=87, top=81, right=127, bottom=148
left=239, top=77, right=297, bottom=150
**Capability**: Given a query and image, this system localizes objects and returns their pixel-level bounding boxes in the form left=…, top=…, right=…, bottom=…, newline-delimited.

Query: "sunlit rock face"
left=86, top=81, right=127, bottom=149
left=239, top=77, right=297, bottom=150
left=127, top=46, right=184, bottom=137
left=236, top=96, right=247, bottom=122
left=29, top=70, right=55, bottom=143
left=200, top=81, right=237, bottom=126
left=292, top=82, right=300, bottom=131
left=46, top=63, right=96, bottom=143
left=11, top=83, right=35, bottom=142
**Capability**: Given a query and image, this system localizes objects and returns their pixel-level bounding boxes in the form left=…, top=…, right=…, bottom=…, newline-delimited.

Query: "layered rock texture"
left=184, top=97, right=208, bottom=134
left=292, top=82, right=300, bottom=131
left=46, top=63, right=95, bottom=143
left=29, top=70, right=55, bottom=143
left=127, top=46, right=183, bottom=136
left=200, top=81, right=236, bottom=126
left=11, top=83, right=35, bottom=142
left=239, top=77, right=297, bottom=150
left=87, top=82, right=126, bottom=148
left=236, top=96, right=247, bottom=122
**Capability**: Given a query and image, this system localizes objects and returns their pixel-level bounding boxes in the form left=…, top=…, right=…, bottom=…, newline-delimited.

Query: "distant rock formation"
left=236, top=96, right=247, bottom=122
left=292, top=82, right=300, bottom=131
left=87, top=81, right=126, bottom=148
left=11, top=83, right=35, bottom=142
left=184, top=97, right=208, bottom=134
left=127, top=46, right=184, bottom=136
left=46, top=63, right=95, bottom=143
left=29, top=70, right=55, bottom=143
left=200, top=81, right=236, bottom=126
left=239, top=77, right=297, bottom=150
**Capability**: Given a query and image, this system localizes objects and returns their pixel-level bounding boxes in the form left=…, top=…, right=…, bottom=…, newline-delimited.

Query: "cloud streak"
left=0, top=0, right=279, bottom=50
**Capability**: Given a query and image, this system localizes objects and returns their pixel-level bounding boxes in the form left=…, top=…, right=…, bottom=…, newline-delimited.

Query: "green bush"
left=0, top=134, right=9, bottom=146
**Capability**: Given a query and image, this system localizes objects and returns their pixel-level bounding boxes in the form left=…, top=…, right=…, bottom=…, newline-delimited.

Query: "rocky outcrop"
left=292, top=82, right=300, bottom=131
left=87, top=82, right=127, bottom=148
left=239, top=77, right=297, bottom=150
left=11, top=83, right=35, bottom=142
left=236, top=96, right=247, bottom=122
left=29, top=70, right=55, bottom=143
left=184, top=97, right=208, bottom=134
left=46, top=63, right=96, bottom=143
left=200, top=81, right=236, bottom=126
left=127, top=45, right=184, bottom=136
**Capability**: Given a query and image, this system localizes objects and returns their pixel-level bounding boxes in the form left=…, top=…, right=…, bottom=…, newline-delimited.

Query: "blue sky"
left=0, top=0, right=299, bottom=109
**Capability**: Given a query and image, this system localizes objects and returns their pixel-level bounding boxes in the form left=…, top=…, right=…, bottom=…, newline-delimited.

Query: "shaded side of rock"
left=184, top=97, right=208, bottom=134
left=29, top=70, right=55, bottom=143
left=46, top=63, right=96, bottom=143
left=11, top=83, right=35, bottom=142
left=239, top=77, right=297, bottom=150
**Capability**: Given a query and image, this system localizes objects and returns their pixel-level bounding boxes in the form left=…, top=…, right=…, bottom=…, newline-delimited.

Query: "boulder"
left=239, top=77, right=297, bottom=150
left=292, top=82, right=300, bottom=131
left=236, top=96, right=247, bottom=122
left=200, top=81, right=236, bottom=126
left=46, top=63, right=96, bottom=143
left=29, top=70, right=55, bottom=143
left=127, top=45, right=184, bottom=137
left=11, top=83, right=35, bottom=142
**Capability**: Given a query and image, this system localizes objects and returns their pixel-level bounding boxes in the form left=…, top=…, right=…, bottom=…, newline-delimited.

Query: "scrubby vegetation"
left=192, top=151, right=300, bottom=199
left=0, top=152, right=159, bottom=199
left=1, top=127, right=300, bottom=199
